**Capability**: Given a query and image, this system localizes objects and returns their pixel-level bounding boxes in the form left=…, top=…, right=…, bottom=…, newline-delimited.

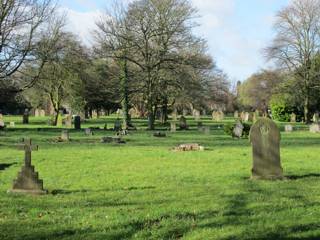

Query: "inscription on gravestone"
left=249, top=118, right=284, bottom=180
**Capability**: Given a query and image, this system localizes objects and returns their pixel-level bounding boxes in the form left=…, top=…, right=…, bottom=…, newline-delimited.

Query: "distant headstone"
left=74, top=116, right=81, bottom=130
left=9, top=122, right=15, bottom=127
left=179, top=116, right=188, bottom=130
left=34, top=108, right=40, bottom=117
left=85, top=128, right=93, bottom=136
left=0, top=114, right=5, bottom=130
left=23, top=109, right=29, bottom=124
left=60, top=130, right=70, bottom=141
left=233, top=121, right=244, bottom=138
left=249, top=118, right=283, bottom=180
left=170, top=122, right=177, bottom=132
left=9, top=138, right=47, bottom=195
left=253, top=110, right=260, bottom=122
left=234, top=111, right=239, bottom=119
left=174, top=143, right=204, bottom=152
left=285, top=125, right=293, bottom=132
left=39, top=109, right=46, bottom=117
left=194, top=109, right=200, bottom=121
left=310, top=124, right=320, bottom=133
left=114, top=118, right=122, bottom=131
left=240, top=111, right=246, bottom=121
left=212, top=111, right=224, bottom=121
left=313, top=113, right=319, bottom=123
left=65, top=114, right=72, bottom=128
left=290, top=113, right=296, bottom=123
left=243, top=112, right=250, bottom=122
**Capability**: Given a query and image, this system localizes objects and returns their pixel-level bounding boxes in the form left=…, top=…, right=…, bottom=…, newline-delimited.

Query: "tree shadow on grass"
left=286, top=173, right=320, bottom=180
left=0, top=162, right=17, bottom=171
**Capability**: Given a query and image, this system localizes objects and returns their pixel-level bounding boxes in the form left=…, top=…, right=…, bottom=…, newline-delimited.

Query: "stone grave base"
left=8, top=189, right=48, bottom=195
left=101, top=136, right=125, bottom=144
left=153, top=132, right=166, bottom=137
left=173, top=143, right=204, bottom=152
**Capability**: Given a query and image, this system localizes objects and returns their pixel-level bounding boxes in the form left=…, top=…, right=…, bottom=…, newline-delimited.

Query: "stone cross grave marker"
left=9, top=138, right=47, bottom=194
left=249, top=118, right=284, bottom=180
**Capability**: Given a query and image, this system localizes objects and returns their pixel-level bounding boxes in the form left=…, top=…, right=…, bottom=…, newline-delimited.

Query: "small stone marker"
left=249, top=118, right=284, bottom=180
left=170, top=122, right=176, bottom=132
left=284, top=125, right=293, bottom=132
left=23, top=109, right=29, bottom=124
left=9, top=138, right=47, bottom=194
left=85, top=128, right=93, bottom=136
left=194, top=109, right=200, bottom=121
left=234, top=111, right=239, bottom=119
left=174, top=143, right=204, bottom=152
left=233, top=121, right=244, bottom=138
left=9, top=122, right=15, bottom=127
left=310, top=124, right=320, bottom=133
left=179, top=116, right=188, bottom=130
left=39, top=109, right=46, bottom=117
left=74, top=115, right=81, bottom=129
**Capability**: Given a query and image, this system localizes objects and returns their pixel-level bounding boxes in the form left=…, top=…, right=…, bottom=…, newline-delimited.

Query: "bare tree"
left=266, top=0, right=320, bottom=122
left=0, top=0, right=56, bottom=89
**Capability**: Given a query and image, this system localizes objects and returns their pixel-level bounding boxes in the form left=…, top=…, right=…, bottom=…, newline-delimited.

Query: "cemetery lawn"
left=1, top=116, right=320, bottom=240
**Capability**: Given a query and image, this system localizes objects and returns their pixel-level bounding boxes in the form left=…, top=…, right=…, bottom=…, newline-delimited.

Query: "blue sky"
left=60, top=0, right=289, bottom=82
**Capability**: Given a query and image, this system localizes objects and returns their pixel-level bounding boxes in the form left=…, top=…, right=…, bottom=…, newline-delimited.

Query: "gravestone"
left=114, top=118, right=122, bottom=131
left=310, top=124, right=320, bottom=133
left=9, top=138, right=47, bottom=194
left=34, top=108, right=40, bottom=117
left=23, top=109, right=29, bottom=124
left=313, top=113, right=319, bottom=123
left=249, top=118, right=283, bottom=180
left=233, top=121, right=244, bottom=138
left=74, top=115, right=81, bottom=130
left=60, top=130, right=70, bottom=141
left=9, top=122, right=15, bottom=127
left=285, top=125, right=293, bottom=132
left=253, top=110, right=260, bottom=122
left=290, top=113, right=296, bottom=123
left=0, top=114, right=5, bottom=130
left=170, top=122, right=177, bottom=132
left=234, top=111, right=239, bottom=119
left=39, top=109, right=46, bottom=117
left=182, top=109, right=188, bottom=116
left=85, top=128, right=93, bottom=136
left=194, top=110, right=200, bottom=121
left=179, top=116, right=188, bottom=130
left=240, top=111, right=246, bottom=121
left=243, top=112, right=250, bottom=122
left=65, top=114, right=72, bottom=128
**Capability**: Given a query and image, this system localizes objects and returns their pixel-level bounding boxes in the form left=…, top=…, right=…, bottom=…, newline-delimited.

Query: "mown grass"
left=0, top=115, right=320, bottom=240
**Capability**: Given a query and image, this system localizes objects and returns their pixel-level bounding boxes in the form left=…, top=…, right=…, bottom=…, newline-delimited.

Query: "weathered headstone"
left=74, top=115, right=81, bottom=130
left=310, top=124, right=320, bottom=133
left=85, top=128, right=93, bottom=136
left=179, top=116, right=188, bottom=130
left=243, top=112, right=250, bottom=122
left=290, top=113, right=296, bottom=123
left=233, top=121, right=244, bottom=138
left=313, top=113, right=319, bottom=123
left=234, top=111, right=239, bottom=119
left=114, top=118, right=122, bottom=131
left=23, top=109, right=29, bottom=124
left=284, top=125, right=293, bottom=132
left=39, top=109, right=46, bottom=117
left=240, top=111, right=246, bottom=121
left=65, top=114, right=72, bottom=128
left=182, top=109, right=188, bottom=116
left=9, top=122, right=15, bottom=127
left=170, top=122, right=177, bottom=132
left=92, top=110, right=98, bottom=119
left=0, top=114, right=5, bottom=130
left=249, top=118, right=283, bottom=180
left=34, top=108, right=40, bottom=117
left=194, top=109, right=200, bottom=121
left=9, top=139, right=47, bottom=194
left=60, top=130, right=70, bottom=141
left=253, top=110, right=260, bottom=122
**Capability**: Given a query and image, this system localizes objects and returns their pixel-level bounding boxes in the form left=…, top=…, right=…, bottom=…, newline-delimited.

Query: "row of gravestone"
left=6, top=117, right=286, bottom=195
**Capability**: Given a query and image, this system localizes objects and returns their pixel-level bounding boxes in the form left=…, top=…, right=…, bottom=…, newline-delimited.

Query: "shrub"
left=223, top=123, right=234, bottom=136
left=224, top=122, right=252, bottom=138
left=270, top=94, right=292, bottom=122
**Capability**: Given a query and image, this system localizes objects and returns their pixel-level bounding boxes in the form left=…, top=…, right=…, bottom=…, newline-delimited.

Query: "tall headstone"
left=234, top=111, right=239, bottom=119
left=9, top=138, right=47, bottom=195
left=65, top=114, right=72, bottom=128
left=194, top=110, right=200, bottom=121
left=23, top=109, right=29, bottom=124
left=290, top=113, right=296, bottom=123
left=74, top=115, right=81, bottom=130
left=170, top=122, right=177, bottom=132
left=243, top=112, right=250, bottom=122
left=85, top=128, right=93, bottom=136
left=249, top=118, right=283, bottom=180
left=313, top=113, right=319, bottom=123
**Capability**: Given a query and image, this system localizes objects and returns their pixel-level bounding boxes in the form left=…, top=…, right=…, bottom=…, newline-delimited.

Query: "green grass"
left=0, top=115, right=320, bottom=239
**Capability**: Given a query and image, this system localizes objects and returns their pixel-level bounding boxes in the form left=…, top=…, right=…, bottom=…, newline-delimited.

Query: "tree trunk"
left=120, top=58, right=130, bottom=129
left=304, top=96, right=309, bottom=123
